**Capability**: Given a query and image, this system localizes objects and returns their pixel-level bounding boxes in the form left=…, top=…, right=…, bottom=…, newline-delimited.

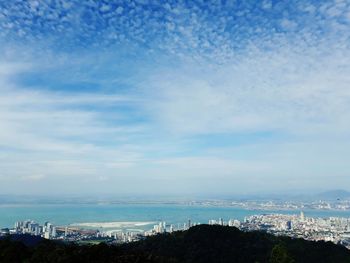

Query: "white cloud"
left=144, top=28, right=350, bottom=137
left=280, top=19, right=298, bottom=30
left=0, top=0, right=350, bottom=195
left=0, top=59, right=147, bottom=192
left=261, top=0, right=272, bottom=10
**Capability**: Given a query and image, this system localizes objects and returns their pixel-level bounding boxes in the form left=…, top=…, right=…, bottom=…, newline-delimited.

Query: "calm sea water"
left=1, top=204, right=350, bottom=228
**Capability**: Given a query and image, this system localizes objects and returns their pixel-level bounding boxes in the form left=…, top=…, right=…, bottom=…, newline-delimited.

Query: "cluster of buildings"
left=2, top=213, right=350, bottom=249
left=97, top=220, right=205, bottom=243
left=0, top=220, right=101, bottom=243
left=190, top=199, right=350, bottom=211
left=208, top=218, right=241, bottom=228
left=146, top=219, right=200, bottom=235
left=240, top=212, right=350, bottom=249
left=0, top=220, right=57, bottom=239
left=0, top=219, right=202, bottom=244
left=0, top=219, right=205, bottom=243
left=92, top=230, right=142, bottom=243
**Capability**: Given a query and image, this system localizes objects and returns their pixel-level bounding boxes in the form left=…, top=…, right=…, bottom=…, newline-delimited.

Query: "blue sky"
left=0, top=0, right=350, bottom=196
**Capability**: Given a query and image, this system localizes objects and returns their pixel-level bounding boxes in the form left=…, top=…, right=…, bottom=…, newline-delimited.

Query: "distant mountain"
left=315, top=189, right=350, bottom=200
left=1, top=225, right=350, bottom=263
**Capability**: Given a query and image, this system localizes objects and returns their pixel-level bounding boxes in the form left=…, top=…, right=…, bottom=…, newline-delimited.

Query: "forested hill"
left=1, top=225, right=350, bottom=263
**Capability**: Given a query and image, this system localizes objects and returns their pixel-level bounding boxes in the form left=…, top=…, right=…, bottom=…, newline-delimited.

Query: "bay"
left=1, top=204, right=350, bottom=229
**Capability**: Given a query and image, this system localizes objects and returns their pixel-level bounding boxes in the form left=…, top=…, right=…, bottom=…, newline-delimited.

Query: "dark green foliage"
left=269, top=244, right=295, bottom=263
left=0, top=239, right=29, bottom=262
left=1, top=225, right=350, bottom=263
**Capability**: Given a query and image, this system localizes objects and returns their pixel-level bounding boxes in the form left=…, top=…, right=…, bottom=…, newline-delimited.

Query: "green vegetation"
left=1, top=225, right=350, bottom=263
left=269, top=244, right=295, bottom=263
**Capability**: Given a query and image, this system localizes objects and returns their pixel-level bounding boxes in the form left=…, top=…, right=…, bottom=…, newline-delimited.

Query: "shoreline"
left=70, top=221, right=156, bottom=229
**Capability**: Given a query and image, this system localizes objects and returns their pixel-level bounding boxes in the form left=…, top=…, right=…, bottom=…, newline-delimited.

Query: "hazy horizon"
left=1, top=0, right=350, bottom=196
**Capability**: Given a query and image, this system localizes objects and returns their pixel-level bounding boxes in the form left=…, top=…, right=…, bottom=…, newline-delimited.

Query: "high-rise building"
left=44, top=231, right=50, bottom=239
left=64, top=226, right=68, bottom=237
left=51, top=227, right=56, bottom=238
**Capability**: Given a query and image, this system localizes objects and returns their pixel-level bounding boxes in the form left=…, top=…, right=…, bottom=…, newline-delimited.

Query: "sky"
left=0, top=0, right=350, bottom=197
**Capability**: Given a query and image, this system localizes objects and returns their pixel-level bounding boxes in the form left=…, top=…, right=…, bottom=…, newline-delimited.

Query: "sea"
left=2, top=204, right=350, bottom=229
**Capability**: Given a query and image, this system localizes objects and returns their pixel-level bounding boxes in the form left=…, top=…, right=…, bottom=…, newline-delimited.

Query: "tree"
left=270, top=244, right=295, bottom=263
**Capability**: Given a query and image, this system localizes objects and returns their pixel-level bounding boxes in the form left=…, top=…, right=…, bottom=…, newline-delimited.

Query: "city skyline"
left=4, top=212, right=350, bottom=250
left=0, top=0, right=350, bottom=196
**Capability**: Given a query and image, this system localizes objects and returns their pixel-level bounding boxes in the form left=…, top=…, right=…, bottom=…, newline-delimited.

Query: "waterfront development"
left=242, top=212, right=350, bottom=249
left=3, top=198, right=350, bottom=249
left=2, top=211, right=350, bottom=250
